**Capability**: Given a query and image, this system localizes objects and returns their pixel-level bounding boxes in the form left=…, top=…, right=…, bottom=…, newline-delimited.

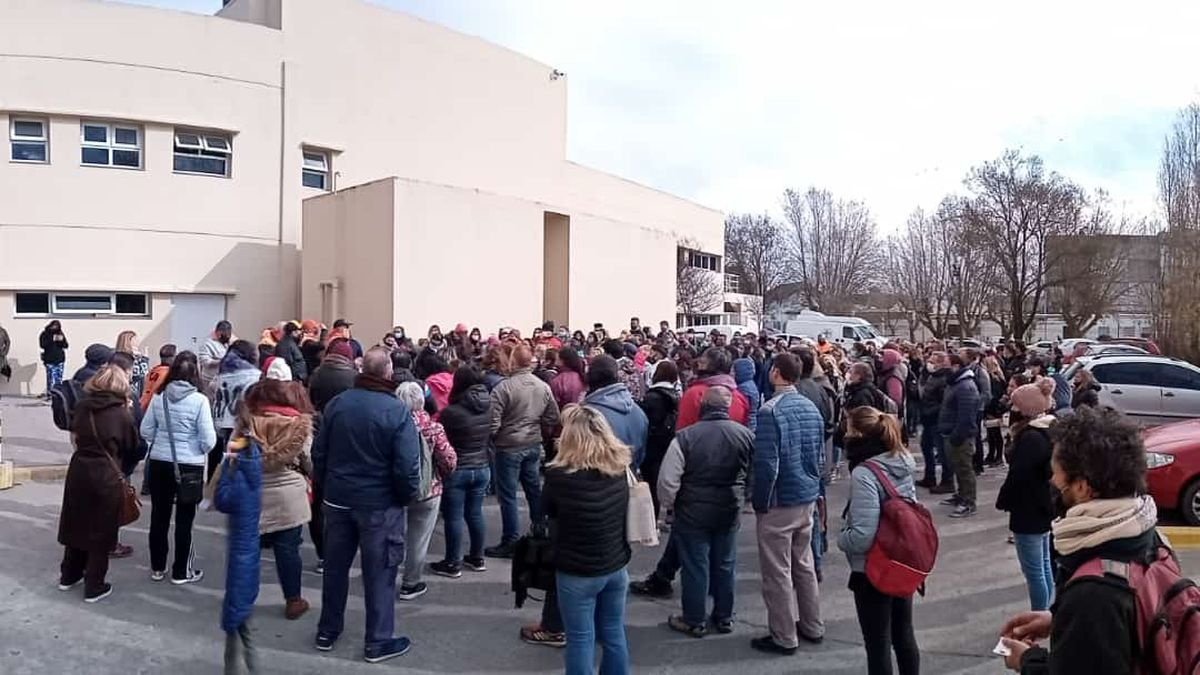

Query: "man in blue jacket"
left=750, top=353, right=827, bottom=656
left=312, top=348, right=422, bottom=663
left=583, top=355, right=649, bottom=468
left=939, top=353, right=981, bottom=518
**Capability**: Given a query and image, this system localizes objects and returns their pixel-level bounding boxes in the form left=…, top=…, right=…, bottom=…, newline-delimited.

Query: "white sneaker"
left=150, top=570, right=166, bottom=582
left=170, top=569, right=204, bottom=585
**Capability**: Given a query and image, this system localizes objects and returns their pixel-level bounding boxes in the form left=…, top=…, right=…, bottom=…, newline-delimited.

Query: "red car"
left=1144, top=418, right=1200, bottom=524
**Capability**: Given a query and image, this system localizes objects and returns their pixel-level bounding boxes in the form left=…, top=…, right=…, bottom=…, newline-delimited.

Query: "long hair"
left=982, top=355, right=1004, bottom=382
left=164, top=351, right=202, bottom=389
left=85, top=364, right=132, bottom=400
left=242, top=378, right=314, bottom=415
left=1074, top=368, right=1097, bottom=390
left=114, top=330, right=138, bottom=354
left=549, top=405, right=631, bottom=476
left=844, top=406, right=907, bottom=455
left=449, top=365, right=486, bottom=404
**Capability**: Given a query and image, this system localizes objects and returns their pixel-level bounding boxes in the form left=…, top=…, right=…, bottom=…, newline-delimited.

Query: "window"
left=724, top=273, right=739, bottom=293
left=687, top=251, right=720, bottom=271
left=302, top=149, right=330, bottom=190
left=1091, top=363, right=1158, bottom=387
left=10, top=117, right=48, bottom=162
left=12, top=291, right=149, bottom=317
left=173, top=129, right=231, bottom=176
left=80, top=121, right=141, bottom=168
left=1157, top=364, right=1200, bottom=391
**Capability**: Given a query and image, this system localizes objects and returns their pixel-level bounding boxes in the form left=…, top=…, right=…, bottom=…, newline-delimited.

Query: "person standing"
left=582, top=355, right=649, bottom=469
left=209, top=341, right=262, bottom=483
left=1070, top=369, right=1101, bottom=410
left=57, top=365, right=139, bottom=602
left=311, top=348, right=422, bottom=663
left=432, top=366, right=492, bottom=578
left=214, top=427, right=263, bottom=675
left=114, top=330, right=150, bottom=403
left=304, top=336, right=358, bottom=574
left=0, top=321, right=10, bottom=383
left=918, top=352, right=951, bottom=491
left=39, top=320, right=68, bottom=397
left=542, top=405, right=633, bottom=675
left=639, top=360, right=680, bottom=518
left=659, top=386, right=754, bottom=638
left=550, top=347, right=587, bottom=409
left=749, top=353, right=827, bottom=655
left=837, top=407, right=920, bottom=675
left=274, top=321, right=308, bottom=384
left=983, top=355, right=1009, bottom=466
left=938, top=353, right=980, bottom=518
left=200, top=320, right=233, bottom=393
left=676, top=347, right=751, bottom=429
left=733, top=357, right=761, bottom=433
left=141, top=352, right=215, bottom=584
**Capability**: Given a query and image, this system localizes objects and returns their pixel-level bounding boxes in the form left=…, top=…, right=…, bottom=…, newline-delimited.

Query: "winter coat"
left=483, top=369, right=505, bottom=392
left=733, top=358, right=761, bottom=432
left=198, top=337, right=228, bottom=390
left=300, top=339, right=325, bottom=381
left=426, top=371, right=453, bottom=414
left=969, top=362, right=991, bottom=412
left=985, top=374, right=1009, bottom=418
left=543, top=467, right=630, bottom=577
left=308, top=356, right=357, bottom=413
left=215, top=443, right=262, bottom=633
left=1071, top=383, right=1101, bottom=409
left=995, top=416, right=1055, bottom=534
left=311, top=385, right=422, bottom=511
left=752, top=386, right=825, bottom=511
left=550, top=370, right=587, bottom=409
left=210, top=357, right=261, bottom=431
left=440, top=384, right=493, bottom=470
left=241, top=411, right=313, bottom=535
left=274, top=335, right=308, bottom=382
left=938, top=367, right=980, bottom=447
left=795, top=378, right=835, bottom=438
left=39, top=328, right=68, bottom=365
left=139, top=364, right=170, bottom=412
left=877, top=349, right=906, bottom=411
left=1050, top=373, right=1072, bottom=412
left=639, top=383, right=679, bottom=473
left=844, top=379, right=888, bottom=412
left=584, top=383, right=649, bottom=469
left=658, top=407, right=753, bottom=530
left=677, top=374, right=751, bottom=430
left=489, top=369, right=560, bottom=451
left=412, top=409, right=457, bottom=499
left=837, top=446, right=916, bottom=572
left=918, top=368, right=948, bottom=421
left=141, top=381, right=217, bottom=466
left=616, top=357, right=647, bottom=402
left=58, top=392, right=138, bottom=552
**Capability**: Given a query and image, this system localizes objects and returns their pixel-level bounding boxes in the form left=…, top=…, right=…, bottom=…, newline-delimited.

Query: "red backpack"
left=1069, top=541, right=1200, bottom=674
left=862, top=461, right=939, bottom=597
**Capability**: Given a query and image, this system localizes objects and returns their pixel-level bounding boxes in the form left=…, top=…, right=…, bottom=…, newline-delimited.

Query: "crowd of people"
left=41, top=315, right=1182, bottom=674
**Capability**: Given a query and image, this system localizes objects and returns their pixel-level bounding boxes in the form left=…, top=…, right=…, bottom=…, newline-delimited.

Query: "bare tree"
left=887, top=206, right=954, bottom=338
left=782, top=187, right=880, bottom=312
left=676, top=240, right=723, bottom=318
left=1158, top=103, right=1200, bottom=361
left=724, top=213, right=791, bottom=303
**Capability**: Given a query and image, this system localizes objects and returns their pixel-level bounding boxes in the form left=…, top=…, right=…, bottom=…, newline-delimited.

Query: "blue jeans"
left=45, top=361, right=64, bottom=393
left=919, top=423, right=943, bottom=483
left=317, top=504, right=406, bottom=649
left=442, top=467, right=490, bottom=562
left=1013, top=532, right=1054, bottom=611
left=260, top=525, right=303, bottom=600
left=556, top=568, right=630, bottom=675
left=674, top=524, right=738, bottom=627
left=495, top=445, right=543, bottom=543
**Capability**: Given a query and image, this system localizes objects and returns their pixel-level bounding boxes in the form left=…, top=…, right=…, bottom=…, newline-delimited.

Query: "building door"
left=170, top=294, right=226, bottom=354
left=543, top=212, right=570, bottom=328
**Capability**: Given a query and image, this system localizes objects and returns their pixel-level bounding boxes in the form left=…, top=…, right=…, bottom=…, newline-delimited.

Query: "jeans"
left=441, top=468, right=490, bottom=563
left=148, top=459, right=202, bottom=579
left=918, top=422, right=943, bottom=484
left=403, top=495, right=441, bottom=586
left=1013, top=532, right=1055, bottom=611
left=556, top=568, right=630, bottom=675
left=495, top=444, right=544, bottom=543
left=224, top=620, right=258, bottom=675
left=849, top=572, right=919, bottom=675
left=260, top=526, right=303, bottom=600
left=318, top=504, right=406, bottom=649
left=60, top=546, right=110, bottom=596
left=948, top=439, right=976, bottom=507
left=45, top=361, right=64, bottom=393
left=674, top=524, right=738, bottom=627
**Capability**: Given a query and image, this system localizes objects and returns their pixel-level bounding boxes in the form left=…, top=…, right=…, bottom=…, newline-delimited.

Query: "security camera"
left=550, top=69, right=565, bottom=81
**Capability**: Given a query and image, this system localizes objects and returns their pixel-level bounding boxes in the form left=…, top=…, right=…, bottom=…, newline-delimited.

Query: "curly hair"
left=1051, top=406, right=1146, bottom=498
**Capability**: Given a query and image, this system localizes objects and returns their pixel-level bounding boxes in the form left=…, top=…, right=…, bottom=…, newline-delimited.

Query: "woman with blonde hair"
left=542, top=405, right=631, bottom=675
left=115, top=330, right=151, bottom=402
left=837, top=407, right=920, bottom=675
left=1071, top=368, right=1101, bottom=409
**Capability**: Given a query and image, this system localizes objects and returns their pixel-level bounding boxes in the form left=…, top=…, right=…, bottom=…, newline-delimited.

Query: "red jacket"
left=677, top=374, right=751, bottom=430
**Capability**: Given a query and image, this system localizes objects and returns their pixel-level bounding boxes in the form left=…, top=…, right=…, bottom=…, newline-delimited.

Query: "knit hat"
left=84, top=343, right=115, bottom=367
left=1010, top=378, right=1056, bottom=417
left=326, top=338, right=354, bottom=361
left=455, top=322, right=468, bottom=334
left=262, top=356, right=293, bottom=382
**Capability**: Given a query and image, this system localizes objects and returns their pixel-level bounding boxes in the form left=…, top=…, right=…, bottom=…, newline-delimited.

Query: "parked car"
left=1061, top=338, right=1097, bottom=365
left=1098, top=336, right=1162, bottom=355
left=1144, top=418, right=1200, bottom=525
left=1030, top=340, right=1056, bottom=355
left=1082, top=344, right=1149, bottom=358
left=1062, top=354, right=1200, bottom=427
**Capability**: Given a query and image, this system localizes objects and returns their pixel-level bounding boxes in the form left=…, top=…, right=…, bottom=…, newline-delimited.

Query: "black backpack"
left=50, top=379, right=84, bottom=431
left=511, top=530, right=556, bottom=608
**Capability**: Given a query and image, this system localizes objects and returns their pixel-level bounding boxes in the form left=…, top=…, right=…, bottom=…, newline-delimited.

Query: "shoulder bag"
left=626, top=467, right=659, bottom=546
left=91, top=412, right=142, bottom=526
left=163, top=395, right=204, bottom=505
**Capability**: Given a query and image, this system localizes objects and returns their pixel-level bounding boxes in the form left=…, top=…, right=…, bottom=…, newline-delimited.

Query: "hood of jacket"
left=732, top=358, right=756, bottom=384
left=585, top=383, right=635, bottom=414
left=460, top=383, right=492, bottom=414
left=165, top=380, right=199, bottom=403
left=219, top=352, right=259, bottom=375
left=951, top=367, right=975, bottom=385
left=866, top=449, right=917, bottom=482
left=692, top=373, right=737, bottom=392
left=246, top=412, right=313, bottom=473
left=879, top=348, right=903, bottom=373
left=320, top=354, right=356, bottom=373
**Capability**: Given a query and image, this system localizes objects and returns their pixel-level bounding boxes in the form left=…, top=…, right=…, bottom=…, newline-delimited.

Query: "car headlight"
left=1147, top=452, right=1176, bottom=469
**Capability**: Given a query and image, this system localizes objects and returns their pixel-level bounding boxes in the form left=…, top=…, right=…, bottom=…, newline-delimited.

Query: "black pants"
left=972, top=413, right=985, bottom=472
left=207, top=429, right=232, bottom=484
left=849, top=572, right=919, bottom=675
left=148, top=459, right=202, bottom=579
left=541, top=585, right=563, bottom=633
left=309, top=478, right=324, bottom=560
left=985, top=425, right=1004, bottom=464
left=61, top=546, right=109, bottom=596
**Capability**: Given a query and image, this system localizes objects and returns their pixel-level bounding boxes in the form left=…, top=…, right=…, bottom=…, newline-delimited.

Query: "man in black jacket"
left=919, top=352, right=951, bottom=490
left=938, top=353, right=980, bottom=518
left=274, top=321, right=308, bottom=383
left=1001, top=406, right=1158, bottom=674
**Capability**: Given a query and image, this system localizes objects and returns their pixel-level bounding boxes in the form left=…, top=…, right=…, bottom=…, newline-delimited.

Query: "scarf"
left=844, top=437, right=889, bottom=471
left=355, top=373, right=398, bottom=395
left=1052, top=495, right=1158, bottom=556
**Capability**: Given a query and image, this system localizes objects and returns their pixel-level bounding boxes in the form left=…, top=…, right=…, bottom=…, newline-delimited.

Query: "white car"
left=1030, top=341, right=1056, bottom=355
left=1082, top=344, right=1149, bottom=358
left=1063, top=355, right=1200, bottom=427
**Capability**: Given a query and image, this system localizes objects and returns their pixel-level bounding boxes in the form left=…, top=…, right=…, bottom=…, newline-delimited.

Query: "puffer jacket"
left=938, top=367, right=980, bottom=447
left=274, top=335, right=307, bottom=382
left=584, top=383, right=649, bottom=469
left=412, top=409, right=457, bottom=499
left=142, top=381, right=217, bottom=466
left=733, top=358, right=761, bottom=432
left=308, top=356, right=356, bottom=412
left=215, top=442, right=262, bottom=633
left=658, top=407, right=754, bottom=530
left=752, top=386, right=825, bottom=511
left=244, top=411, right=313, bottom=535
left=440, top=384, right=492, bottom=470
left=837, top=446, right=916, bottom=572
left=210, top=356, right=261, bottom=431
left=918, top=368, right=948, bottom=420
left=489, top=369, right=560, bottom=451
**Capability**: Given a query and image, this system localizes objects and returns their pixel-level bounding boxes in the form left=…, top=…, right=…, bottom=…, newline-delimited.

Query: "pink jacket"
left=549, top=370, right=586, bottom=410
left=412, top=409, right=457, bottom=499
left=426, top=371, right=454, bottom=414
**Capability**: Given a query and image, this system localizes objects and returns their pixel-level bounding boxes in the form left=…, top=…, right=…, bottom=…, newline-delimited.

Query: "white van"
left=784, top=311, right=888, bottom=348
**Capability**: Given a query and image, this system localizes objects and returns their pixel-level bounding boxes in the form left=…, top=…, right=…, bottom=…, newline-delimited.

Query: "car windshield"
left=855, top=326, right=874, bottom=339
left=1062, top=362, right=1082, bottom=381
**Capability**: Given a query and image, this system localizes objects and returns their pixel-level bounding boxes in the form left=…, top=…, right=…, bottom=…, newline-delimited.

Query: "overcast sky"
left=127, top=0, right=1200, bottom=228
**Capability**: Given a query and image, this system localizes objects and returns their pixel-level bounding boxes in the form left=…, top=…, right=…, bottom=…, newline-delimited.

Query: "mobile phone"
left=992, top=638, right=1012, bottom=657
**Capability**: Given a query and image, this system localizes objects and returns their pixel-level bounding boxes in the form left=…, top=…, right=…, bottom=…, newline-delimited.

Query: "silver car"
left=1064, top=355, right=1200, bottom=427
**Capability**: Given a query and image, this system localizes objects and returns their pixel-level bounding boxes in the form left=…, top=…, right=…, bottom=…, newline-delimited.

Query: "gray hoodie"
left=837, top=450, right=917, bottom=572
left=141, top=380, right=218, bottom=466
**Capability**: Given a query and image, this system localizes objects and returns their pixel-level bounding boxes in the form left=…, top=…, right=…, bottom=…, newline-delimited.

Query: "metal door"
left=170, top=294, right=227, bottom=354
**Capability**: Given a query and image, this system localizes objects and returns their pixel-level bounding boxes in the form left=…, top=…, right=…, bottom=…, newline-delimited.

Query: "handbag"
left=626, top=467, right=659, bottom=547
left=163, top=395, right=204, bottom=506
left=511, top=530, right=555, bottom=609
left=91, top=412, right=142, bottom=527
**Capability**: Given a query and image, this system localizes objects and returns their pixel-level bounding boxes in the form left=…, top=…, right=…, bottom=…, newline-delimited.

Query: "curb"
left=1159, top=526, right=1200, bottom=551
left=11, top=464, right=69, bottom=483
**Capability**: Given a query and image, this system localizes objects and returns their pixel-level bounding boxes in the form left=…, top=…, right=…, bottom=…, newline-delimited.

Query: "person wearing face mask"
left=427, top=325, right=453, bottom=362
left=390, top=326, right=414, bottom=354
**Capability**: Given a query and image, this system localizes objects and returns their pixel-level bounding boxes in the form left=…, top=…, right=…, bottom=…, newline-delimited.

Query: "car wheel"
left=1182, top=480, right=1200, bottom=526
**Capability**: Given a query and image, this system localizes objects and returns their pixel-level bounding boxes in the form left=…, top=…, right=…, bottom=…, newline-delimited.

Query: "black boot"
left=629, top=572, right=673, bottom=598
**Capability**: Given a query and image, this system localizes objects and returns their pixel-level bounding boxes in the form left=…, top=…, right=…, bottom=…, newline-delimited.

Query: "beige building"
left=0, top=0, right=724, bottom=394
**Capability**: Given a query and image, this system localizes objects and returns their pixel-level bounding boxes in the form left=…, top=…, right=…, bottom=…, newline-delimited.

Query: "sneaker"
left=750, top=635, right=797, bottom=655
left=170, top=569, right=204, bottom=585
left=949, top=504, right=978, bottom=519
left=363, top=637, right=411, bottom=663
left=149, top=570, right=166, bottom=582
left=430, top=561, right=462, bottom=579
left=314, top=633, right=338, bottom=652
left=520, top=624, right=566, bottom=648
left=463, top=556, right=487, bottom=572
left=629, top=574, right=673, bottom=599
left=667, top=615, right=706, bottom=638
left=484, top=540, right=516, bottom=559
left=58, top=577, right=83, bottom=591
left=939, top=495, right=963, bottom=506
left=109, top=543, right=133, bottom=559
left=712, top=618, right=734, bottom=634
left=84, top=583, right=113, bottom=603
left=929, top=483, right=957, bottom=495
left=285, top=597, right=310, bottom=620
left=397, top=582, right=427, bottom=601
